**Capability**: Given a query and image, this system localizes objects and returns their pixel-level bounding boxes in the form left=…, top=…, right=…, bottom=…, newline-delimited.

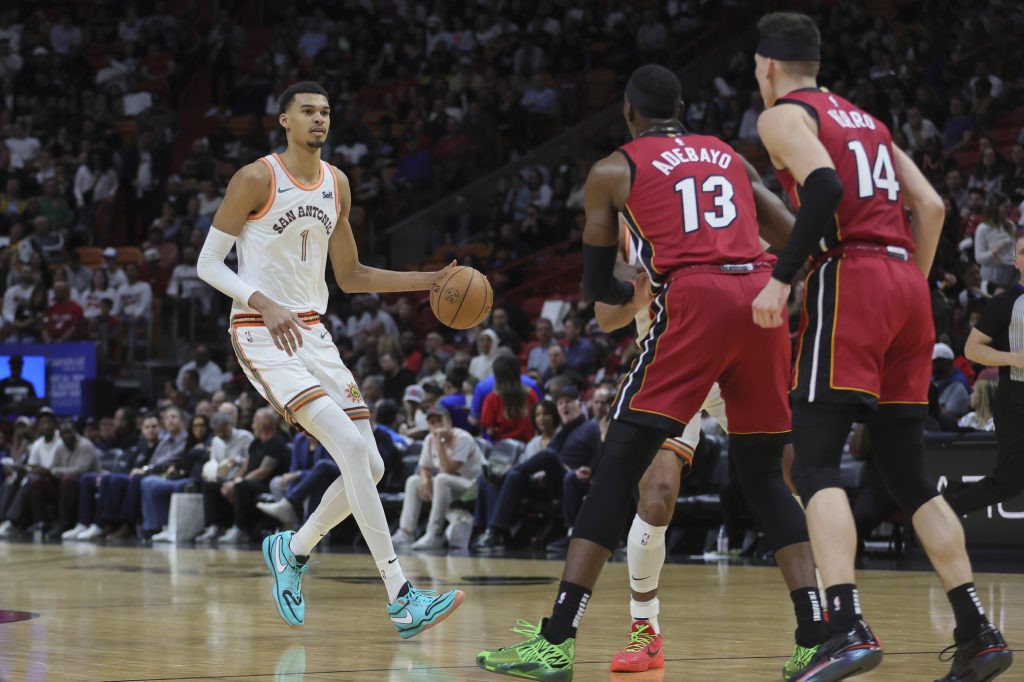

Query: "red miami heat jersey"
left=773, top=88, right=913, bottom=252
left=617, top=130, right=767, bottom=287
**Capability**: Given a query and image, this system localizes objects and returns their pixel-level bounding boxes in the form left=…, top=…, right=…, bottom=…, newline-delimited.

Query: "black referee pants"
left=946, top=400, right=1024, bottom=515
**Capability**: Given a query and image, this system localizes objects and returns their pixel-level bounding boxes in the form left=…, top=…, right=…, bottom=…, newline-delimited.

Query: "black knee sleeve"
left=730, top=436, right=809, bottom=551
left=867, top=411, right=938, bottom=516
left=791, top=403, right=858, bottom=506
left=572, top=420, right=666, bottom=551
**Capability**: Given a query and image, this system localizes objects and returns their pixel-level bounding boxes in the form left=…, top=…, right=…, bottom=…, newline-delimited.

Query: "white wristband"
left=197, top=226, right=259, bottom=307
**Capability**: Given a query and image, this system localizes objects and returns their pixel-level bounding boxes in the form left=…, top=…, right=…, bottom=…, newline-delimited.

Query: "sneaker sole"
left=796, top=647, right=882, bottom=682
left=476, top=658, right=573, bottom=681
left=397, top=590, right=465, bottom=640
left=261, top=534, right=303, bottom=629
left=961, top=649, right=1014, bottom=682
left=610, top=652, right=664, bottom=672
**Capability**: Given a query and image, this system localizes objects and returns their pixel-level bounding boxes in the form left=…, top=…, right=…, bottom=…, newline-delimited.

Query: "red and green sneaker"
left=610, top=620, right=664, bottom=673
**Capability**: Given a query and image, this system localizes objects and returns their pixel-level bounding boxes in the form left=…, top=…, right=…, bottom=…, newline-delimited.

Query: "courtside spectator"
left=216, top=408, right=289, bottom=544
left=392, top=405, right=483, bottom=550
left=257, top=434, right=336, bottom=529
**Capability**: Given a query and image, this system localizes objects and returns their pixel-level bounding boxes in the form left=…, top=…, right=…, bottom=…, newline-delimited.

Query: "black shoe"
left=935, top=623, right=1013, bottom=682
left=791, top=619, right=883, bottom=682
left=545, top=534, right=571, bottom=552
left=471, top=529, right=505, bottom=552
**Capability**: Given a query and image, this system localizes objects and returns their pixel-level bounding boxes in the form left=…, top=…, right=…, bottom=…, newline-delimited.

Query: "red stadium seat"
left=77, top=247, right=104, bottom=269
left=521, top=297, right=545, bottom=319
left=989, top=126, right=1019, bottom=148
left=955, top=149, right=981, bottom=172
left=117, top=246, right=143, bottom=266
left=996, top=106, right=1024, bottom=129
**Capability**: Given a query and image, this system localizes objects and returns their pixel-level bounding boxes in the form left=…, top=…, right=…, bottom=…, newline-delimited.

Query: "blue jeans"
left=488, top=450, right=565, bottom=532
left=97, top=473, right=137, bottom=526
left=77, top=472, right=103, bottom=526
left=474, top=476, right=500, bottom=529
left=562, top=470, right=591, bottom=528
left=140, top=477, right=192, bottom=531
left=286, top=459, right=339, bottom=519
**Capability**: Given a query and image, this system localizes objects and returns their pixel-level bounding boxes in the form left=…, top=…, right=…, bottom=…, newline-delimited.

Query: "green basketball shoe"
left=477, top=618, right=575, bottom=681
left=783, top=642, right=820, bottom=680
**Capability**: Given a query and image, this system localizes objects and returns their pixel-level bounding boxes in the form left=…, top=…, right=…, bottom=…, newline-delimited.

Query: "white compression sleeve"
left=290, top=418, right=386, bottom=556
left=627, top=513, right=667, bottom=594
left=196, top=226, right=258, bottom=307
left=290, top=398, right=406, bottom=601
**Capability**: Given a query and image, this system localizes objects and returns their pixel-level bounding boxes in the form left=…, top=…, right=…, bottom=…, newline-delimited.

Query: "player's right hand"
left=752, top=277, right=790, bottom=328
left=258, top=299, right=312, bottom=356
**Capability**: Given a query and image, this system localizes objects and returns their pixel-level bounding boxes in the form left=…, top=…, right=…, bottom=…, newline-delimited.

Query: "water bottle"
left=716, top=525, right=729, bottom=554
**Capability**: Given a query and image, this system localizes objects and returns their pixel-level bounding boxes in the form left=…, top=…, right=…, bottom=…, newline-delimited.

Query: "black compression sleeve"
left=771, top=167, right=844, bottom=284
left=582, top=243, right=635, bottom=304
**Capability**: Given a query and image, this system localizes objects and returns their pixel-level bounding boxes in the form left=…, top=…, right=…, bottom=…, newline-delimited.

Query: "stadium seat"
left=989, top=126, right=1018, bottom=147
left=228, top=116, right=256, bottom=138
left=117, top=246, right=144, bottom=266
left=521, top=297, right=545, bottom=319
left=460, top=243, right=492, bottom=259
left=77, top=247, right=104, bottom=269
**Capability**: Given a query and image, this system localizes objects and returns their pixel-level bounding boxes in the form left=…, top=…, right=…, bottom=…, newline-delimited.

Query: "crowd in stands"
left=0, top=0, right=713, bottom=372
left=2, top=1, right=1024, bottom=553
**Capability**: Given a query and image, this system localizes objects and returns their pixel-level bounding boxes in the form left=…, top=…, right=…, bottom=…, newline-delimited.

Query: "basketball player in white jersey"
left=197, top=81, right=464, bottom=638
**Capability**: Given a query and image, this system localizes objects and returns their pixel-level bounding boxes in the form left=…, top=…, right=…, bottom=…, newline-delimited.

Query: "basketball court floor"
left=1, top=542, right=1021, bottom=681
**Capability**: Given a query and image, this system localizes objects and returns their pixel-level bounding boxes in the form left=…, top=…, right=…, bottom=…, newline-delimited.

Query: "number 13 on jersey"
left=675, top=176, right=738, bottom=234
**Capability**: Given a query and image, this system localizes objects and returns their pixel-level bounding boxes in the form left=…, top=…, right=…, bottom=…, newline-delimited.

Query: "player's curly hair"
left=278, top=81, right=329, bottom=114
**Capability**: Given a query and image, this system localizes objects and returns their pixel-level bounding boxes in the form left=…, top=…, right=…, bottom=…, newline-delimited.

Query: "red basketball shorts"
left=791, top=252, right=933, bottom=415
left=611, top=266, right=791, bottom=438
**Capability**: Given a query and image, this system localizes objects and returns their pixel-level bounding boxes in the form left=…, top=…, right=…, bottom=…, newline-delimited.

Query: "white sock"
left=377, top=554, right=409, bottom=603
left=630, top=597, right=661, bottom=634
left=290, top=399, right=402, bottom=599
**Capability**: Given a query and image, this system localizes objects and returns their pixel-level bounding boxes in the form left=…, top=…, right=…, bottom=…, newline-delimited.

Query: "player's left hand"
left=752, top=277, right=790, bottom=328
left=631, top=272, right=657, bottom=308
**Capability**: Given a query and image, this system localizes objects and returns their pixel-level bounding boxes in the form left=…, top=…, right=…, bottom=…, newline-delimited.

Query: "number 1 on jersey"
left=300, top=229, right=309, bottom=261
left=847, top=140, right=900, bottom=201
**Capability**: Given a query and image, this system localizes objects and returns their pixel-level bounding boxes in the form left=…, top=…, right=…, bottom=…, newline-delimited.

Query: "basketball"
left=430, top=266, right=493, bottom=329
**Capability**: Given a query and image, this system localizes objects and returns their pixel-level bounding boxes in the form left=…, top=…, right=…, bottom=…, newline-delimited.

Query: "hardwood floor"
left=1, top=542, right=1020, bottom=681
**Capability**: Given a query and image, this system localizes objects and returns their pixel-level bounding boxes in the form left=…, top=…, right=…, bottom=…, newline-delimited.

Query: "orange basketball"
left=430, top=266, right=493, bottom=330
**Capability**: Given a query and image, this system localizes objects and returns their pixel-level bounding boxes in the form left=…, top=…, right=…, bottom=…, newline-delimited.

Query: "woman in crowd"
left=974, top=195, right=1018, bottom=288
left=470, top=328, right=501, bottom=380
left=959, top=379, right=997, bottom=432
left=81, top=269, right=116, bottom=320
left=481, top=355, right=539, bottom=443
